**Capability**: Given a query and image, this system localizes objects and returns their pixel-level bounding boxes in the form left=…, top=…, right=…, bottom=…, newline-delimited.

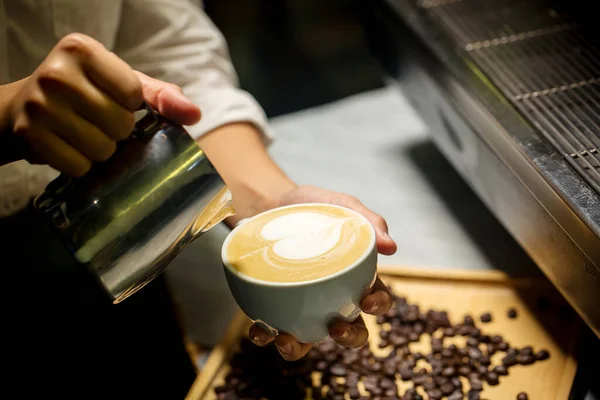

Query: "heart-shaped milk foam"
left=260, top=212, right=348, bottom=260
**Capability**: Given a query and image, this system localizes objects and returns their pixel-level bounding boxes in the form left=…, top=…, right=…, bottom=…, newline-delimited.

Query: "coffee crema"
left=224, top=204, right=373, bottom=283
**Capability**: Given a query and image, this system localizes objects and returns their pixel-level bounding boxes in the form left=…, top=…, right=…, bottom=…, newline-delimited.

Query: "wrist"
left=196, top=122, right=297, bottom=226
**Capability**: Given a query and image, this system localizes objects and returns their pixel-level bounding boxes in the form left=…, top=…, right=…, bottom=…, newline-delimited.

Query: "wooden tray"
left=186, top=266, right=581, bottom=400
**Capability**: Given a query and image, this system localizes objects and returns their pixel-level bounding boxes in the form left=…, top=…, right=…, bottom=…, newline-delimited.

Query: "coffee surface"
left=224, top=204, right=373, bottom=283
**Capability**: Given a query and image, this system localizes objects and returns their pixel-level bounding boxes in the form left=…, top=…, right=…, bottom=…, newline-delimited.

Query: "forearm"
left=0, top=79, right=27, bottom=166
left=196, top=122, right=296, bottom=226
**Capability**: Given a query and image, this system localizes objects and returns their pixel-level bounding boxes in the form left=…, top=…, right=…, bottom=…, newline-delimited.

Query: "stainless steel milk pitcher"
left=34, top=103, right=235, bottom=303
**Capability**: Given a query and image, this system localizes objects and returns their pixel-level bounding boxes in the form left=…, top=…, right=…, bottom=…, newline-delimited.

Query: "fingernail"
left=277, top=343, right=293, bottom=356
left=340, top=327, right=351, bottom=341
left=370, top=300, right=381, bottom=313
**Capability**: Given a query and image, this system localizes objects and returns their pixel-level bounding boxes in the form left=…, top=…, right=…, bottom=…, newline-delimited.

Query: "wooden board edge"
left=186, top=311, right=248, bottom=400
left=377, top=264, right=546, bottom=286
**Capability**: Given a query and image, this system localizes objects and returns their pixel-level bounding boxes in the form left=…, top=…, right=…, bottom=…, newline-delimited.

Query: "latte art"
left=224, top=204, right=374, bottom=283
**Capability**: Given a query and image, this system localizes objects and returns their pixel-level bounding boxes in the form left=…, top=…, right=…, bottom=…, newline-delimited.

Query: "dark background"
left=203, top=0, right=384, bottom=117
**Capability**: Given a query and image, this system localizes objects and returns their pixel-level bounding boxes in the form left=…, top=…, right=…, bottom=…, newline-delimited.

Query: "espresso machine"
left=360, top=0, right=600, bottom=339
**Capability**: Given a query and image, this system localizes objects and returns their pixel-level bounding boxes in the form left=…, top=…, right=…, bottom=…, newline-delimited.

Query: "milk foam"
left=260, top=212, right=349, bottom=260
left=225, top=204, right=374, bottom=283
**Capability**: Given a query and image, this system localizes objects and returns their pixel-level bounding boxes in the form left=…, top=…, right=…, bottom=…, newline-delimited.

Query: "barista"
left=0, top=1, right=397, bottom=397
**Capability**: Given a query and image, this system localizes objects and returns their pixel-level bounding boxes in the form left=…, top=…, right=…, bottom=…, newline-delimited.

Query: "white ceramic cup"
left=221, top=203, right=378, bottom=343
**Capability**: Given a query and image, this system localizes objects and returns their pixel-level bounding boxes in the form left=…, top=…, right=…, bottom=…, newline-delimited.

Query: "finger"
left=274, top=334, right=312, bottom=361
left=72, top=89, right=135, bottom=141
left=135, top=71, right=201, bottom=126
left=360, top=276, right=393, bottom=315
left=342, top=197, right=397, bottom=256
left=28, top=99, right=117, bottom=162
left=329, top=315, right=369, bottom=348
left=26, top=126, right=91, bottom=177
left=54, top=33, right=143, bottom=111
left=38, top=49, right=135, bottom=141
left=249, top=324, right=276, bottom=347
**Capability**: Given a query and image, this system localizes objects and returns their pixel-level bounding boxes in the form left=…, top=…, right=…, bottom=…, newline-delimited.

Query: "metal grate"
left=420, top=0, right=600, bottom=194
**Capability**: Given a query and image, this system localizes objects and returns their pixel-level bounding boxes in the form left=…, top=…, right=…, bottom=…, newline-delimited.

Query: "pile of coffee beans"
left=213, top=292, right=550, bottom=399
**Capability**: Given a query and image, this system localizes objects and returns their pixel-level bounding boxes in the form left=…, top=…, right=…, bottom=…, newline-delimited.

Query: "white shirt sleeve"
left=113, top=0, right=274, bottom=144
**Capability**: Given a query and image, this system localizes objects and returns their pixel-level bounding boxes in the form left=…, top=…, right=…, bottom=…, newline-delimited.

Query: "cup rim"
left=221, top=203, right=377, bottom=287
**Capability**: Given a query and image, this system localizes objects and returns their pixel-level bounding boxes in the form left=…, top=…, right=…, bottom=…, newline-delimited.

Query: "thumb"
left=343, top=197, right=397, bottom=256
left=134, top=71, right=201, bottom=126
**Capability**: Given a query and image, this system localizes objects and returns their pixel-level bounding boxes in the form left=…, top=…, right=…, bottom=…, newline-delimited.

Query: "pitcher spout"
left=191, top=186, right=236, bottom=239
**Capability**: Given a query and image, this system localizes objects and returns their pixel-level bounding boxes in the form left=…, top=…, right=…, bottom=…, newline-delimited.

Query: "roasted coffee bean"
left=348, top=388, right=361, bottom=399
left=442, top=367, right=456, bottom=377
left=390, top=335, right=408, bottom=348
left=507, top=308, right=518, bottom=319
left=469, top=328, right=482, bottom=338
left=468, top=347, right=483, bottom=360
left=444, top=327, right=456, bottom=337
left=470, top=378, right=483, bottom=391
left=432, top=365, right=444, bottom=376
left=412, top=374, right=427, bottom=386
left=434, top=375, right=449, bottom=387
left=368, top=386, right=383, bottom=396
left=401, top=369, right=415, bottom=382
left=477, top=365, right=488, bottom=375
left=486, top=371, right=499, bottom=385
left=459, top=326, right=472, bottom=336
left=458, top=365, right=472, bottom=376
left=536, top=349, right=550, bottom=361
left=451, top=377, right=462, bottom=388
left=408, top=332, right=420, bottom=342
left=464, top=315, right=475, bottom=326
left=380, top=330, right=390, bottom=340
left=216, top=390, right=237, bottom=400
left=467, top=389, right=481, bottom=400
left=497, top=342, right=509, bottom=351
left=378, top=340, right=389, bottom=349
left=491, top=335, right=503, bottom=344
left=492, top=365, right=508, bottom=376
left=330, top=364, right=347, bottom=377
left=480, top=312, right=492, bottom=323
left=520, top=346, right=533, bottom=356
left=414, top=352, right=423, bottom=360
left=480, top=356, right=491, bottom=366
left=502, top=352, right=518, bottom=367
left=486, top=344, right=496, bottom=356
left=377, top=315, right=386, bottom=324
left=479, top=335, right=491, bottom=344
left=441, top=382, right=455, bottom=395
left=519, top=354, right=535, bottom=365
left=423, top=381, right=436, bottom=391
left=517, top=393, right=528, bottom=400
left=316, top=361, right=328, bottom=372
left=427, top=389, right=443, bottom=400
left=383, top=365, right=396, bottom=377
left=214, top=386, right=228, bottom=394
left=467, top=338, right=479, bottom=347
left=441, top=348, right=453, bottom=358
left=448, top=392, right=464, bottom=400
left=381, top=379, right=396, bottom=390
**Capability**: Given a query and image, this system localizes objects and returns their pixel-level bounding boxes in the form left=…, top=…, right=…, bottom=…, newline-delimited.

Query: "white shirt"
left=0, top=0, right=273, bottom=218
